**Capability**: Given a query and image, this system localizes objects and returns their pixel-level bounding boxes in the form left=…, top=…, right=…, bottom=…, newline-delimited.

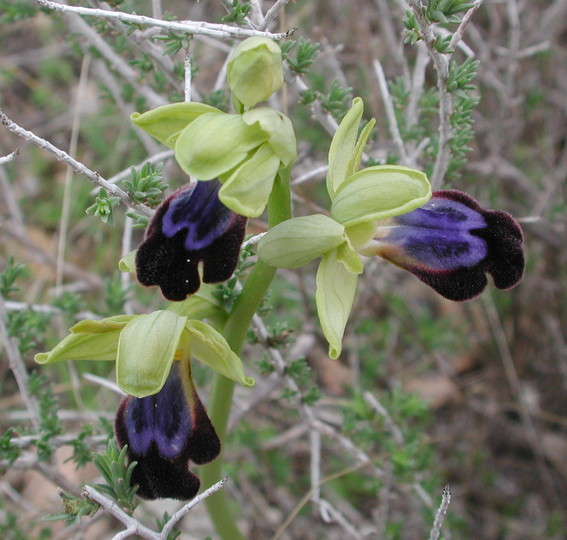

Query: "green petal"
left=35, top=331, right=120, bottom=364
left=175, top=112, right=266, bottom=179
left=336, top=237, right=363, bottom=274
left=185, top=320, right=255, bottom=387
left=330, top=165, right=432, bottom=227
left=326, top=97, right=364, bottom=200
left=131, top=102, right=221, bottom=148
left=242, top=108, right=297, bottom=167
left=71, top=315, right=137, bottom=334
left=350, top=117, right=376, bottom=176
left=258, top=214, right=346, bottom=268
left=316, top=249, right=358, bottom=359
left=218, top=143, right=281, bottom=217
left=118, top=250, right=137, bottom=273
left=116, top=310, right=187, bottom=398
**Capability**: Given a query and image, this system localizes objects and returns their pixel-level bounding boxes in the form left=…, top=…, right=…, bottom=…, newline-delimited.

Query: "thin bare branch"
left=0, top=109, right=153, bottom=217
left=34, top=0, right=292, bottom=40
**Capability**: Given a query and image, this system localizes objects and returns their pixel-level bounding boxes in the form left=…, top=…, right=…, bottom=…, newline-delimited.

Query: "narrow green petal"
left=258, top=214, right=346, bottom=268
left=336, top=238, right=364, bottom=274
left=242, top=108, right=297, bottom=167
left=131, top=102, right=221, bottom=148
left=175, top=113, right=266, bottom=179
left=116, top=310, right=187, bottom=398
left=315, top=249, right=358, bottom=359
left=330, top=165, right=432, bottom=227
left=71, top=315, right=137, bottom=334
left=350, top=117, right=376, bottom=176
left=35, top=331, right=120, bottom=364
left=327, top=97, right=364, bottom=200
left=185, top=320, right=255, bottom=387
left=218, top=143, right=280, bottom=217
left=118, top=250, right=137, bottom=273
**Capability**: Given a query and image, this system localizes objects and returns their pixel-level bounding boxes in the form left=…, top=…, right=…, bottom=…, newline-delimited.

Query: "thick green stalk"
left=201, top=171, right=292, bottom=540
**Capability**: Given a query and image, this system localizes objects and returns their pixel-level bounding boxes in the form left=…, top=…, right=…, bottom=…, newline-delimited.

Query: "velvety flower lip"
left=115, top=362, right=220, bottom=500
left=136, top=179, right=247, bottom=301
left=364, top=190, right=525, bottom=301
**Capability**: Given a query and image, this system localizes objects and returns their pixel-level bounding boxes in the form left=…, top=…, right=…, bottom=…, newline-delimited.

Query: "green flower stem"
left=202, top=170, right=292, bottom=540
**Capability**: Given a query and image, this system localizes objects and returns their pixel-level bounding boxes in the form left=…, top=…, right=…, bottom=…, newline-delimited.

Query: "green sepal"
left=71, top=315, right=137, bottom=334
left=34, top=331, right=120, bottom=364
left=241, top=108, right=297, bottom=167
left=315, top=248, right=358, bottom=360
left=185, top=320, right=255, bottom=387
left=118, top=250, right=137, bottom=273
left=326, top=97, right=364, bottom=200
left=330, top=165, right=432, bottom=227
left=131, top=102, right=221, bottom=148
left=116, top=310, right=188, bottom=398
left=258, top=214, right=346, bottom=268
left=175, top=112, right=266, bottom=179
left=218, top=143, right=281, bottom=217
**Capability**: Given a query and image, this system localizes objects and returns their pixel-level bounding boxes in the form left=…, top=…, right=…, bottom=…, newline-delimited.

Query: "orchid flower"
left=131, top=38, right=295, bottom=218
left=115, top=359, right=220, bottom=500
left=258, top=98, right=524, bottom=359
left=35, top=309, right=254, bottom=398
left=134, top=179, right=247, bottom=302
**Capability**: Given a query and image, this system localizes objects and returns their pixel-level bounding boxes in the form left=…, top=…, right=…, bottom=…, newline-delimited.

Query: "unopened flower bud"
left=227, top=37, right=284, bottom=110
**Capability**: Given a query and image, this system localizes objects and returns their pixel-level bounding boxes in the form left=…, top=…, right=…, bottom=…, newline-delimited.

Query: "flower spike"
left=136, top=180, right=247, bottom=301
left=362, top=190, right=525, bottom=301
left=115, top=361, right=220, bottom=500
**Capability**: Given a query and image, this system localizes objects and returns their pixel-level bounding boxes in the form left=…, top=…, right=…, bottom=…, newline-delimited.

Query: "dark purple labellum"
left=374, top=190, right=525, bottom=301
left=136, top=180, right=247, bottom=301
left=115, top=363, right=221, bottom=500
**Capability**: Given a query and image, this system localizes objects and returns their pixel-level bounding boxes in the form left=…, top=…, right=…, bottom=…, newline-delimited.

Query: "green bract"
left=227, top=37, right=284, bottom=112
left=131, top=104, right=296, bottom=218
left=259, top=98, right=432, bottom=359
left=35, top=309, right=254, bottom=398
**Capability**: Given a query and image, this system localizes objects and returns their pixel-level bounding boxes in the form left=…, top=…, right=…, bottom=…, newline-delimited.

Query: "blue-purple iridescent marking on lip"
left=136, top=179, right=247, bottom=301
left=371, top=190, right=524, bottom=301
left=115, top=363, right=221, bottom=500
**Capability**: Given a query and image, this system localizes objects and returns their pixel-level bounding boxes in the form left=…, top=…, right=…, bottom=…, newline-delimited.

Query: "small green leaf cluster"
left=0, top=257, right=27, bottom=296
left=102, top=274, right=131, bottom=316
left=0, top=0, right=37, bottom=23
left=281, top=38, right=320, bottom=75
left=154, top=31, right=191, bottom=55
left=68, top=424, right=99, bottom=468
left=92, top=439, right=139, bottom=513
left=447, top=57, right=480, bottom=177
left=319, top=79, right=354, bottom=121
left=123, top=162, right=168, bottom=206
left=86, top=188, right=120, bottom=225
left=221, top=0, right=251, bottom=26
left=28, top=372, right=63, bottom=461
left=213, top=240, right=256, bottom=310
left=201, top=89, right=230, bottom=112
left=0, top=428, right=21, bottom=466
left=7, top=308, right=51, bottom=355
left=426, top=0, right=476, bottom=24
left=403, top=1, right=476, bottom=44
left=0, top=504, right=52, bottom=539
left=342, top=389, right=433, bottom=482
left=44, top=490, right=100, bottom=525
